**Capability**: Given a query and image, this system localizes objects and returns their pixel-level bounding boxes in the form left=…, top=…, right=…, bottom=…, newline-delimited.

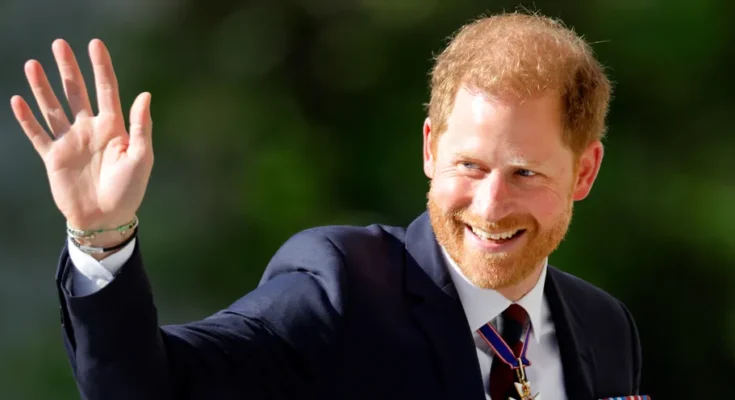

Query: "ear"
left=572, top=140, right=604, bottom=201
left=423, top=117, right=435, bottom=179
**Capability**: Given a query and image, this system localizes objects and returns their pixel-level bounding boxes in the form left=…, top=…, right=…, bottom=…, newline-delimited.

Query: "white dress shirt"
left=68, top=238, right=567, bottom=399
left=67, top=237, right=136, bottom=296
left=442, top=247, right=568, bottom=400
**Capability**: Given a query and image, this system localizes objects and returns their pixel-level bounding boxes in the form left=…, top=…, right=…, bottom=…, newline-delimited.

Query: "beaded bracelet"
left=69, top=227, right=139, bottom=254
left=66, top=216, right=139, bottom=239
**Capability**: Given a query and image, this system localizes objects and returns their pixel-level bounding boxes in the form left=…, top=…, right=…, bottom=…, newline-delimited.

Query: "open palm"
left=11, top=39, right=153, bottom=230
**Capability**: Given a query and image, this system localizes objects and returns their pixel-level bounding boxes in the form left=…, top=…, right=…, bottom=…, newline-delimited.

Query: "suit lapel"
left=545, top=267, right=595, bottom=400
left=404, top=213, right=485, bottom=400
left=402, top=212, right=596, bottom=399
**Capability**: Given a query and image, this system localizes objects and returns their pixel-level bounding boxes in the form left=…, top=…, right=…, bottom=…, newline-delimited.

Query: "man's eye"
left=516, top=169, right=537, bottom=177
left=460, top=162, right=479, bottom=169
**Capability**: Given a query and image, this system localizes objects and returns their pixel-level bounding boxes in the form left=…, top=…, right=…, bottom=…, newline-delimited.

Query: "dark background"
left=1, top=0, right=733, bottom=398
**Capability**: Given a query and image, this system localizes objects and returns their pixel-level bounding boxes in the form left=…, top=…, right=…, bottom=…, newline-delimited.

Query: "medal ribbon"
left=477, top=319, right=532, bottom=369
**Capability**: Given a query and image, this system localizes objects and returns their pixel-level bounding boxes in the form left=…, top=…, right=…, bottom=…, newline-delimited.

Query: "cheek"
left=521, top=187, right=569, bottom=225
left=431, top=175, right=474, bottom=210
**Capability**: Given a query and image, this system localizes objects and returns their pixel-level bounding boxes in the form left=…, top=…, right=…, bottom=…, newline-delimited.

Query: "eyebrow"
left=506, top=155, right=547, bottom=169
left=453, top=151, right=547, bottom=169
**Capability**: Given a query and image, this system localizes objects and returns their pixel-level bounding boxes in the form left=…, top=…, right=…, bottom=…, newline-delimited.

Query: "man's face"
left=424, top=87, right=602, bottom=290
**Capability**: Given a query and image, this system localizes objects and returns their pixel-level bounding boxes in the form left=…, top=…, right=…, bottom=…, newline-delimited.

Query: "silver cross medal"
left=509, top=361, right=540, bottom=400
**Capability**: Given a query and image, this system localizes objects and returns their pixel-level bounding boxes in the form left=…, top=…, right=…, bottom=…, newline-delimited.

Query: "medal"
left=512, top=358, right=540, bottom=400
left=477, top=320, right=540, bottom=400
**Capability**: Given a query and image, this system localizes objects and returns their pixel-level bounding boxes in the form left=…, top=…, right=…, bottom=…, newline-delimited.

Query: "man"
left=11, top=12, right=644, bottom=400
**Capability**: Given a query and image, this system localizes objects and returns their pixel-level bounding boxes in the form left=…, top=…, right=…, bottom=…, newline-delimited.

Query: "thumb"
left=128, top=92, right=152, bottom=160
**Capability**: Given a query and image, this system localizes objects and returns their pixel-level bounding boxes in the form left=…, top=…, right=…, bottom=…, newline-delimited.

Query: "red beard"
left=427, top=189, right=572, bottom=289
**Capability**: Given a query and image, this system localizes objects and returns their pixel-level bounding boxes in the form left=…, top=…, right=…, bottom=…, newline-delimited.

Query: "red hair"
left=428, top=12, right=612, bottom=155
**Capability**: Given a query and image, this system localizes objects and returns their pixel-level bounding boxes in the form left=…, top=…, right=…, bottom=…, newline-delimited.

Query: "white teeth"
left=470, top=226, right=520, bottom=241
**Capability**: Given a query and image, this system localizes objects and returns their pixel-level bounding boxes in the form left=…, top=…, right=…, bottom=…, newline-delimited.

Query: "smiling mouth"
left=466, top=224, right=527, bottom=243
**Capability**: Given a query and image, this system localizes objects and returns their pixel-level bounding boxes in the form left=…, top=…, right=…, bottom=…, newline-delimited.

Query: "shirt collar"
left=441, top=247, right=548, bottom=343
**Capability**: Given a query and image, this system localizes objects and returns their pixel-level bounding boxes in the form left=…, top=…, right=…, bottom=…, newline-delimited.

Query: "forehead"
left=441, top=87, right=567, bottom=159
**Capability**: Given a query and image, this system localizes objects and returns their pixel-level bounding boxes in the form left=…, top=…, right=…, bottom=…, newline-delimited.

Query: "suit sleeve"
left=618, top=300, right=643, bottom=392
left=67, top=236, right=135, bottom=296
left=56, top=229, right=347, bottom=400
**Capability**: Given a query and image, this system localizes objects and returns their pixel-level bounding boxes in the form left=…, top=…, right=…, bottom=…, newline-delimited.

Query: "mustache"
left=450, top=209, right=535, bottom=231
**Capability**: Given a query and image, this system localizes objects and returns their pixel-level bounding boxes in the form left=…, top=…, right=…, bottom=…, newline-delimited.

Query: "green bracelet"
left=66, top=216, right=139, bottom=239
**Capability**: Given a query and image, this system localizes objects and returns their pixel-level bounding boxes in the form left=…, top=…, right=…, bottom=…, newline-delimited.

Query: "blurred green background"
left=1, top=0, right=734, bottom=398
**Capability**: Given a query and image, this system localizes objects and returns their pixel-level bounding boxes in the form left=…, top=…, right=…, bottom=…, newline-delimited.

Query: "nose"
left=472, top=171, right=515, bottom=222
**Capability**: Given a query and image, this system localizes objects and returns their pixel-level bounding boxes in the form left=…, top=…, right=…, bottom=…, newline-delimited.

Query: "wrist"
left=67, top=214, right=137, bottom=238
left=70, top=228, right=137, bottom=261
left=73, top=228, right=136, bottom=248
left=66, top=214, right=137, bottom=233
left=67, top=215, right=139, bottom=261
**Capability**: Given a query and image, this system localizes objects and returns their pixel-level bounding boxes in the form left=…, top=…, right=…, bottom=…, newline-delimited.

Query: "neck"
left=497, top=260, right=546, bottom=302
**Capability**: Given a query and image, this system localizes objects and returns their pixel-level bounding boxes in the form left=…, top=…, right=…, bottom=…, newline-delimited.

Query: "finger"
left=128, top=92, right=153, bottom=160
left=52, top=39, right=93, bottom=118
left=88, top=39, right=123, bottom=116
left=10, top=95, right=53, bottom=157
left=24, top=60, right=72, bottom=136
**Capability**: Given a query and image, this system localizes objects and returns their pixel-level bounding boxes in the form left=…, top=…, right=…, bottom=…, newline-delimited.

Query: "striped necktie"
left=484, top=304, right=529, bottom=399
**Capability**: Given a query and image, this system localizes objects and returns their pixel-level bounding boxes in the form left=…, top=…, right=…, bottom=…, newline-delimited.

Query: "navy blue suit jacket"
left=56, top=212, right=642, bottom=399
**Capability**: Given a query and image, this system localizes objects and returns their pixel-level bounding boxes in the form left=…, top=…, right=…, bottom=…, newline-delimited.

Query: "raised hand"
left=11, top=39, right=153, bottom=241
